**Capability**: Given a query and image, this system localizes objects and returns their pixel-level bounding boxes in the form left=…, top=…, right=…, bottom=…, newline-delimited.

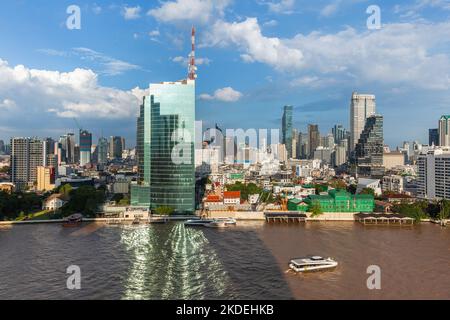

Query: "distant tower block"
left=188, top=26, right=197, bottom=80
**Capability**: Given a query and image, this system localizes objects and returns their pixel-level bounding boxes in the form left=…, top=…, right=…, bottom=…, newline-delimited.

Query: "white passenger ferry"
left=289, top=256, right=338, bottom=273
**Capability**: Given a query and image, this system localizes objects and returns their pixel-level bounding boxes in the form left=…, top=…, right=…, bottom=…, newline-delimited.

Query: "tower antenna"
left=188, top=26, right=197, bottom=80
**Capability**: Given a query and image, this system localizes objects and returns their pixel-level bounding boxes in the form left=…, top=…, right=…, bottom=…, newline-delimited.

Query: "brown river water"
left=0, top=221, right=448, bottom=299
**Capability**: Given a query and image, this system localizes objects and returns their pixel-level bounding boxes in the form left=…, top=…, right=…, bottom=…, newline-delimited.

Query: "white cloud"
left=264, top=0, right=296, bottom=14
left=203, top=18, right=304, bottom=70
left=320, top=0, right=341, bottom=17
left=199, top=87, right=243, bottom=102
left=0, top=58, right=146, bottom=119
left=92, top=3, right=102, bottom=15
left=0, top=99, right=16, bottom=109
left=148, top=30, right=160, bottom=37
left=204, top=17, right=450, bottom=90
left=148, top=0, right=231, bottom=24
left=123, top=6, right=142, bottom=20
left=263, top=19, right=278, bottom=27
left=72, top=47, right=140, bottom=76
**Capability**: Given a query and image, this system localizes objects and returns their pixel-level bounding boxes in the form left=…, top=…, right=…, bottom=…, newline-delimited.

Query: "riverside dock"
left=265, top=212, right=307, bottom=223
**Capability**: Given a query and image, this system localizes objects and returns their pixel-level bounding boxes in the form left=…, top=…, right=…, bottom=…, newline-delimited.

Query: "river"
left=0, top=221, right=448, bottom=299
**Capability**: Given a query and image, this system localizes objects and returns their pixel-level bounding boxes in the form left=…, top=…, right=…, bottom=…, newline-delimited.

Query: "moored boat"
left=62, top=213, right=83, bottom=228
left=289, top=256, right=338, bottom=273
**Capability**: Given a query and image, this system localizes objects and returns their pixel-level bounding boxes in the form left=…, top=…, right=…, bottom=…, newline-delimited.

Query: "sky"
left=0, top=0, right=450, bottom=148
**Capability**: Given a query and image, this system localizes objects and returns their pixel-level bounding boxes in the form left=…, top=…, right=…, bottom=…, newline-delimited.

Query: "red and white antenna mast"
left=188, top=26, right=197, bottom=80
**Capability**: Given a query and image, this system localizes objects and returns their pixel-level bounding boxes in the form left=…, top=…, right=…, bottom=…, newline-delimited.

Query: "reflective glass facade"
left=131, top=80, right=195, bottom=214
left=282, top=105, right=293, bottom=159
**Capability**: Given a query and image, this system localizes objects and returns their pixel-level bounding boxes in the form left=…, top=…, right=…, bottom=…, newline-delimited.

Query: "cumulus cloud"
left=123, top=6, right=142, bottom=20
left=0, top=58, right=146, bottom=120
left=148, top=0, right=231, bottom=24
left=202, top=18, right=304, bottom=70
left=203, top=17, right=450, bottom=90
left=320, top=0, right=341, bottom=17
left=199, top=87, right=243, bottom=102
left=264, top=0, right=296, bottom=14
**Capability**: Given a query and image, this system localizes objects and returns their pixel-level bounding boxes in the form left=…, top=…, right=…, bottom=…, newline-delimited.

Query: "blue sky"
left=0, top=0, right=450, bottom=148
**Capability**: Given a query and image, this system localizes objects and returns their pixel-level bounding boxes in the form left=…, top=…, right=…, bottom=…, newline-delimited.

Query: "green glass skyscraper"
left=131, top=80, right=196, bottom=214
left=282, top=105, right=293, bottom=159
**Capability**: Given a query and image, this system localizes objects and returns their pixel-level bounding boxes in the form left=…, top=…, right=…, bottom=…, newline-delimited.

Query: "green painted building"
left=289, top=190, right=374, bottom=213
left=131, top=80, right=195, bottom=214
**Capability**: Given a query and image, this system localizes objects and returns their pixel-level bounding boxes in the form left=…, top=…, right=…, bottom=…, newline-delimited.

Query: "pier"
left=355, top=213, right=415, bottom=225
left=265, top=212, right=307, bottom=223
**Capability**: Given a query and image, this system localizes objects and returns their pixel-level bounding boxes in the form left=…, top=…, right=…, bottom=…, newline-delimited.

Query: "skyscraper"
left=308, top=124, right=320, bottom=159
left=354, top=115, right=384, bottom=177
left=332, top=124, right=346, bottom=144
left=109, top=136, right=123, bottom=159
left=438, top=115, right=450, bottom=146
left=79, top=130, right=92, bottom=166
left=10, top=138, right=46, bottom=190
left=97, top=137, right=108, bottom=165
left=282, top=105, right=293, bottom=159
left=429, top=128, right=439, bottom=146
left=349, top=92, right=376, bottom=154
left=0, top=140, right=6, bottom=154
left=131, top=79, right=196, bottom=213
left=59, top=133, right=76, bottom=164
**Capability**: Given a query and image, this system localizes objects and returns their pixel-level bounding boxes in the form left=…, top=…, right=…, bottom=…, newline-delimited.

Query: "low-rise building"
left=223, top=191, right=241, bottom=205
left=303, top=190, right=375, bottom=213
left=382, top=175, right=404, bottom=194
left=0, top=182, right=15, bottom=194
left=42, top=194, right=67, bottom=211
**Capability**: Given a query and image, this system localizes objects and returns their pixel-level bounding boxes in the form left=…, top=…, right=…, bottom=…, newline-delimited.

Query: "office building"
left=417, top=148, right=450, bottom=199
left=383, top=151, right=405, bottom=170
left=97, top=137, right=108, bottom=165
left=334, top=139, right=348, bottom=167
left=37, top=166, right=55, bottom=192
left=308, top=124, right=320, bottom=159
left=282, top=105, right=293, bottom=159
left=438, top=115, right=450, bottom=146
left=109, top=136, right=123, bottom=159
left=79, top=130, right=92, bottom=166
left=131, top=79, right=195, bottom=213
left=382, top=175, right=404, bottom=194
left=58, top=133, right=76, bottom=164
left=0, top=140, right=4, bottom=154
left=429, top=128, right=439, bottom=146
left=349, top=92, right=376, bottom=154
left=10, top=138, right=46, bottom=190
left=332, top=125, right=346, bottom=144
left=354, top=115, right=384, bottom=177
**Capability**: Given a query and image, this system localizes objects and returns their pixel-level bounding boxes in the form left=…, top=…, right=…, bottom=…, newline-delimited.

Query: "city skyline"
left=1, top=1, right=450, bottom=147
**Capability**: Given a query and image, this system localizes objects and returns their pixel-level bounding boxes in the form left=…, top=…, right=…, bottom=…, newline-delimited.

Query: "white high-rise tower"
left=349, top=92, right=376, bottom=154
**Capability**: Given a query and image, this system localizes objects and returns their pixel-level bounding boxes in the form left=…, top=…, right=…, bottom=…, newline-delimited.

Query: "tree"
left=309, top=201, right=323, bottom=217
left=155, top=206, right=174, bottom=215
left=359, top=188, right=375, bottom=196
left=439, top=199, right=450, bottom=220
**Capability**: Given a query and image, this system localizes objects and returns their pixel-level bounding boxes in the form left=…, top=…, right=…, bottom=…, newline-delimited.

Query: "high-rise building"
left=417, top=148, right=450, bottom=199
left=349, top=92, right=376, bottom=154
left=10, top=138, right=46, bottom=190
left=97, top=137, right=108, bottom=165
left=429, top=128, right=439, bottom=146
left=79, top=130, right=92, bottom=166
left=438, top=115, right=450, bottom=147
left=59, top=133, right=76, bottom=164
left=282, top=105, right=293, bottom=159
left=354, top=115, right=384, bottom=177
left=308, top=124, right=320, bottom=159
left=297, top=132, right=309, bottom=159
left=332, top=125, right=346, bottom=144
left=36, top=166, right=55, bottom=192
left=0, top=140, right=5, bottom=154
left=131, top=79, right=196, bottom=214
left=109, top=136, right=123, bottom=159
left=334, top=139, right=348, bottom=167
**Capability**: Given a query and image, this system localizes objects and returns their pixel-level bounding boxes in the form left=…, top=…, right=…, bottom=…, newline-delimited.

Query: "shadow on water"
left=200, top=225, right=295, bottom=300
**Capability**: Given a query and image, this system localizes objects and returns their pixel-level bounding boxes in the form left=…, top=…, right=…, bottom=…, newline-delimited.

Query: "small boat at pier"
left=62, top=214, right=83, bottom=228
left=214, top=218, right=237, bottom=225
left=289, top=256, right=338, bottom=273
left=184, top=219, right=214, bottom=227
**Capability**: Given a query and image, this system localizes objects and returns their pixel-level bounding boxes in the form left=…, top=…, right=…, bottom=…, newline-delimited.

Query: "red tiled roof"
left=206, top=195, right=222, bottom=202
left=224, top=191, right=241, bottom=199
